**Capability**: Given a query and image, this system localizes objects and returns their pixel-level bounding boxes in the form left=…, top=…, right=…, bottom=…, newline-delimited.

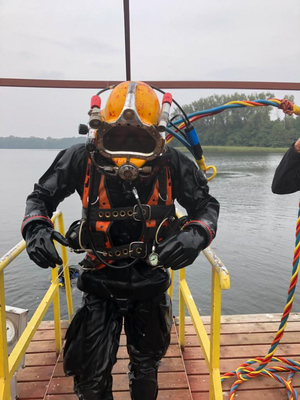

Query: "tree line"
left=1, top=93, right=299, bottom=149
left=0, top=136, right=85, bottom=149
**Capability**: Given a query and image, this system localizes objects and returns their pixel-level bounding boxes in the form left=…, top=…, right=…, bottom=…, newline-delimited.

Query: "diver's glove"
left=157, top=225, right=207, bottom=270
left=25, top=223, right=69, bottom=269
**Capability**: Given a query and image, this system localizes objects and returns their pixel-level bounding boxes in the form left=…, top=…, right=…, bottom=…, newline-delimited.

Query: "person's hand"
left=25, top=223, right=69, bottom=268
left=157, top=225, right=206, bottom=270
left=279, top=99, right=294, bottom=116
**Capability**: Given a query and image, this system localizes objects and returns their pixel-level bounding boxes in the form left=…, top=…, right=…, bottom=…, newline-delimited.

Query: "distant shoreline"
left=0, top=145, right=288, bottom=153
left=0, top=146, right=288, bottom=153
left=0, top=136, right=288, bottom=152
left=182, top=146, right=288, bottom=153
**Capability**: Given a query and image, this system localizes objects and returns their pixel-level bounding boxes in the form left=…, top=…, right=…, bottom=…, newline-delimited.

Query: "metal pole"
left=123, top=0, right=131, bottom=81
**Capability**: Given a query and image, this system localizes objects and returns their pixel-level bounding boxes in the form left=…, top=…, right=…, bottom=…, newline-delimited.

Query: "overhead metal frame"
left=1, top=0, right=299, bottom=92
left=0, top=78, right=299, bottom=90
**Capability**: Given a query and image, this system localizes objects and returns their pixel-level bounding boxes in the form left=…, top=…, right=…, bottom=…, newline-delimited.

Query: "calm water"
left=1, top=148, right=299, bottom=319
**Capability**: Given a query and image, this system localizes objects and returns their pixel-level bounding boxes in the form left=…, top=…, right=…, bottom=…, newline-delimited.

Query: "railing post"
left=0, top=270, right=10, bottom=400
left=209, top=267, right=223, bottom=400
left=179, top=268, right=185, bottom=351
left=52, top=220, right=62, bottom=355
left=167, top=269, right=175, bottom=301
left=0, top=210, right=74, bottom=396
left=56, top=212, right=73, bottom=322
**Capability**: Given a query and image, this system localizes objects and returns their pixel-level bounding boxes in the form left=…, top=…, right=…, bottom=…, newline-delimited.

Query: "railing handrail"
left=0, top=241, right=26, bottom=273
left=202, top=246, right=230, bottom=290
left=0, top=210, right=73, bottom=400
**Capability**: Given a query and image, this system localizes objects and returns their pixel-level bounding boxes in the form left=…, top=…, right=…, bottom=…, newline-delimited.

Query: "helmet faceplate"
left=96, top=81, right=165, bottom=164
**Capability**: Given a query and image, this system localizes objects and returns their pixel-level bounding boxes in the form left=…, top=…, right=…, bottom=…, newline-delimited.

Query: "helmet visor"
left=103, top=126, right=157, bottom=155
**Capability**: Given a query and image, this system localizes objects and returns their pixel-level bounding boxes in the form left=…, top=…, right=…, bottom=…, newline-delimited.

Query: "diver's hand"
left=157, top=226, right=206, bottom=270
left=25, top=223, right=69, bottom=269
left=279, top=99, right=294, bottom=116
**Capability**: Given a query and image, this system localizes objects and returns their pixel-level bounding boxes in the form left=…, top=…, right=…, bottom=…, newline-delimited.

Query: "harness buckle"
left=129, top=241, right=147, bottom=258
left=132, top=204, right=151, bottom=221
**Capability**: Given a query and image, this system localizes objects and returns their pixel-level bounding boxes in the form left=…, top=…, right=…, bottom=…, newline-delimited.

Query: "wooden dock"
left=16, top=313, right=300, bottom=399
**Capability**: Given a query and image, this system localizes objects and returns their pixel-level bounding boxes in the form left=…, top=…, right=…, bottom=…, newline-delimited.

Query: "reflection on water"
left=1, top=148, right=299, bottom=318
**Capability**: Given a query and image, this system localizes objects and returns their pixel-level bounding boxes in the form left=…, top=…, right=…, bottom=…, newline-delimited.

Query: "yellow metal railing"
left=0, top=211, right=73, bottom=400
left=168, top=229, right=230, bottom=400
left=0, top=209, right=228, bottom=400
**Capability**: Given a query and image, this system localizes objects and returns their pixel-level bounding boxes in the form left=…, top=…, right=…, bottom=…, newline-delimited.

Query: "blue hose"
left=169, top=99, right=280, bottom=127
left=165, top=127, right=194, bottom=155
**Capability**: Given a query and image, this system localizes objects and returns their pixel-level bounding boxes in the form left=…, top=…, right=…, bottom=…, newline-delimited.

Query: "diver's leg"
left=73, top=294, right=122, bottom=400
left=125, top=293, right=172, bottom=400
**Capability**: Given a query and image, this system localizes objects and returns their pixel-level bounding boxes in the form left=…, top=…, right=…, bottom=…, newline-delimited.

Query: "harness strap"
left=82, top=204, right=175, bottom=222
left=99, top=241, right=151, bottom=260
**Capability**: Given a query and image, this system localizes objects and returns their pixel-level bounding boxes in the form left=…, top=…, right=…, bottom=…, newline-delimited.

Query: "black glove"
left=25, top=223, right=69, bottom=269
left=157, top=225, right=206, bottom=270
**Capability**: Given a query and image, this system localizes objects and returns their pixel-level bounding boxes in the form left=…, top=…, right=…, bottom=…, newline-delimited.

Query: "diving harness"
left=66, top=158, right=178, bottom=270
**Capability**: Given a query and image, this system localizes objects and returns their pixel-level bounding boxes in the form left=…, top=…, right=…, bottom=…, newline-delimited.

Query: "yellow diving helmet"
left=88, top=81, right=171, bottom=180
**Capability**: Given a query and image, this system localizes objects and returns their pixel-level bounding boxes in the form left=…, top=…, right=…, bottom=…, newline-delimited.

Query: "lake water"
left=1, top=148, right=300, bottom=319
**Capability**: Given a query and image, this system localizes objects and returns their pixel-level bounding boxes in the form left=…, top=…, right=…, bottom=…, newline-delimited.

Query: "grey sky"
left=0, top=0, right=299, bottom=138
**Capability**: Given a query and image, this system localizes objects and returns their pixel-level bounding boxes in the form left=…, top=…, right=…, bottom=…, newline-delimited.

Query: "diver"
left=21, top=81, right=219, bottom=400
left=272, top=99, right=300, bottom=194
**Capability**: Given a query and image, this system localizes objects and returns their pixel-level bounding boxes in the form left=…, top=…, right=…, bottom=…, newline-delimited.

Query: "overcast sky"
left=0, top=0, right=299, bottom=138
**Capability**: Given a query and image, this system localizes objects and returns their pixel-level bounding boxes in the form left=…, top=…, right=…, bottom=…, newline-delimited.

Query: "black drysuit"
left=22, top=144, right=219, bottom=400
left=272, top=143, right=300, bottom=194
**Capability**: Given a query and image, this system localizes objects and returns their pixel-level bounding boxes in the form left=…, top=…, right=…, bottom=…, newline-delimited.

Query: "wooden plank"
left=57, top=345, right=181, bottom=362
left=25, top=352, right=57, bottom=366
left=47, top=372, right=189, bottom=394
left=182, top=343, right=300, bottom=360
left=114, top=372, right=189, bottom=391
left=181, top=313, right=300, bottom=325
left=188, top=373, right=300, bottom=392
left=185, top=358, right=297, bottom=375
left=184, top=331, right=300, bottom=346
left=113, top=389, right=191, bottom=400
left=112, top=357, right=185, bottom=374
left=54, top=357, right=185, bottom=376
left=47, top=377, right=74, bottom=394
left=27, top=340, right=57, bottom=353
left=192, top=387, right=300, bottom=400
left=18, top=381, right=49, bottom=398
left=117, top=344, right=181, bottom=359
left=184, top=321, right=300, bottom=335
left=38, top=320, right=69, bottom=330
left=118, top=332, right=178, bottom=346
left=17, top=366, right=54, bottom=382
left=38, top=321, right=175, bottom=332
left=221, top=374, right=300, bottom=391
left=32, top=329, right=67, bottom=341
left=46, top=396, right=77, bottom=400
left=156, top=390, right=191, bottom=400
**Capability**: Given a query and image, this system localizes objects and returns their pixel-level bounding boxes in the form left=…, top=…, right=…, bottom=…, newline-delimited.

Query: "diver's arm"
left=272, top=141, right=300, bottom=195
left=169, top=147, right=219, bottom=248
left=21, top=144, right=87, bottom=237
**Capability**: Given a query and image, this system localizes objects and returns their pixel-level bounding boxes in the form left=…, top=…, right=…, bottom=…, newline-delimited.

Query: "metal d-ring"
left=88, top=196, right=99, bottom=205
left=159, top=193, right=168, bottom=202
